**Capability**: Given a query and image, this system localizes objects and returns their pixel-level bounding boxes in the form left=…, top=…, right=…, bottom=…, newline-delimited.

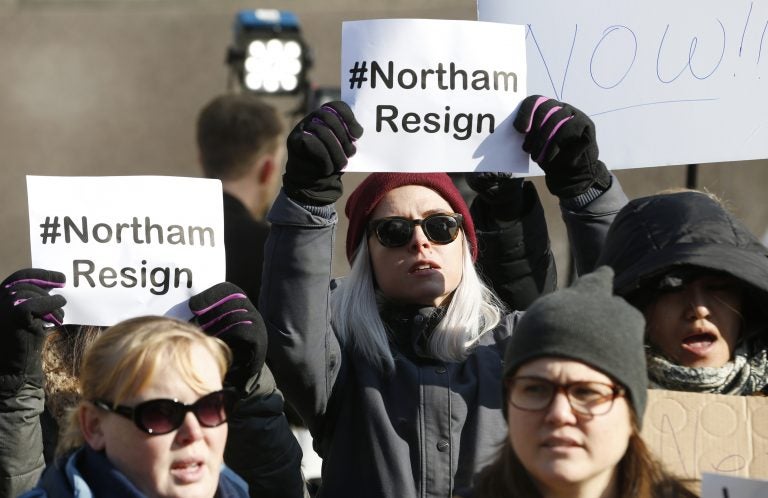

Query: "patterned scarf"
left=646, top=344, right=768, bottom=395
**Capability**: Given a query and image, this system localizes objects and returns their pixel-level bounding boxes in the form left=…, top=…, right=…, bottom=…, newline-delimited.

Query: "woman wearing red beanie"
left=256, top=98, right=627, bottom=498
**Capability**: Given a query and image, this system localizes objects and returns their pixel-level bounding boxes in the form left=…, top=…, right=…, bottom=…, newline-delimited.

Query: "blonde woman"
left=21, top=316, right=246, bottom=498
left=2, top=273, right=303, bottom=498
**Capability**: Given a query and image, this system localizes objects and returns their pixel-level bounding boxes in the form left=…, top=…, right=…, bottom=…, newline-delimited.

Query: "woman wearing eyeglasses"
left=19, top=316, right=249, bottom=498
left=458, top=267, right=697, bottom=498
left=256, top=98, right=627, bottom=498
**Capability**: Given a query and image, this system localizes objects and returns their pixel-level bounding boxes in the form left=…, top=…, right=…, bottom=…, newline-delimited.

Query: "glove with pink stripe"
left=283, top=101, right=364, bottom=206
left=0, top=268, right=66, bottom=395
left=190, top=282, right=267, bottom=396
left=513, top=95, right=610, bottom=199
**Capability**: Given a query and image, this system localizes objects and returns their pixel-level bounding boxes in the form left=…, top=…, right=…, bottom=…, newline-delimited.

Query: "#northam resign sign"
left=27, top=175, right=225, bottom=326
left=341, top=19, right=529, bottom=173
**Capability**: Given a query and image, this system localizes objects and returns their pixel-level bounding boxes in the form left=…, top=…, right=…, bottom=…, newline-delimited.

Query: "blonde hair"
left=43, top=326, right=102, bottom=427
left=57, top=316, right=231, bottom=455
left=333, top=235, right=505, bottom=371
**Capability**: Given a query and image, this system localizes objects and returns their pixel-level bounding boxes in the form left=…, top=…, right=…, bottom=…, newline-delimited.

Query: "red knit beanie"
left=344, top=173, right=477, bottom=263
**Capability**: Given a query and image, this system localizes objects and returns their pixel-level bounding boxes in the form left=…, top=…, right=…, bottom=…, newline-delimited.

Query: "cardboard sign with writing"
left=642, top=389, right=768, bottom=481
left=479, top=0, right=768, bottom=170
left=341, top=18, right=528, bottom=173
left=27, top=175, right=225, bottom=326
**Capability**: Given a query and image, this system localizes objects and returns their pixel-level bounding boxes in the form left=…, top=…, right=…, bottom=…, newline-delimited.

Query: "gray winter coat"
left=0, top=379, right=45, bottom=498
left=258, top=179, right=626, bottom=498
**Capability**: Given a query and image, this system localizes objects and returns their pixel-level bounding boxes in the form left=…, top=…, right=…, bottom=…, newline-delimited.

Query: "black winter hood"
left=596, top=190, right=768, bottom=303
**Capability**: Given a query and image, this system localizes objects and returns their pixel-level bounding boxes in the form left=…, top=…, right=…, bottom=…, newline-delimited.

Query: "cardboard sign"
left=642, top=389, right=768, bottom=481
left=341, top=19, right=528, bottom=173
left=702, top=473, right=768, bottom=497
left=479, top=0, right=768, bottom=170
left=27, top=176, right=225, bottom=326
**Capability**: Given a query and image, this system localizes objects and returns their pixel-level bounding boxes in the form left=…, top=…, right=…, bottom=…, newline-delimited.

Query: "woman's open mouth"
left=680, top=332, right=718, bottom=356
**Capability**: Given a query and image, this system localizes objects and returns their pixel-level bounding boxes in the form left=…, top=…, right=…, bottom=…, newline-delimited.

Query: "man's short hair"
left=196, top=93, right=284, bottom=180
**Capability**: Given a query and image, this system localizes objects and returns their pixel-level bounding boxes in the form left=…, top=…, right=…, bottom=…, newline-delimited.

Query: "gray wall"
left=1, top=0, right=766, bottom=285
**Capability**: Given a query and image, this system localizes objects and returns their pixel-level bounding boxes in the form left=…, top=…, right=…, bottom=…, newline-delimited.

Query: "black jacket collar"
left=380, top=302, right=446, bottom=360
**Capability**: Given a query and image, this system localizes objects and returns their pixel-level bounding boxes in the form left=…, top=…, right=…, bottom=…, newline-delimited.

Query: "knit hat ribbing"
left=344, top=173, right=477, bottom=263
left=503, top=266, right=648, bottom=425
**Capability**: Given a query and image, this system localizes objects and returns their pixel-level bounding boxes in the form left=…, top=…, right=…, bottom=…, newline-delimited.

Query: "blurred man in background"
left=197, top=93, right=285, bottom=304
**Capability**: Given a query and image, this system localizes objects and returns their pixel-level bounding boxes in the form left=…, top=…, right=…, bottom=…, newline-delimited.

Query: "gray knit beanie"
left=503, top=266, right=649, bottom=425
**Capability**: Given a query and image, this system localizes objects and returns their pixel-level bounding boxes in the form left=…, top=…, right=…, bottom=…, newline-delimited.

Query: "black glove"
left=190, top=283, right=267, bottom=397
left=513, top=95, right=610, bottom=199
left=283, top=101, right=364, bottom=206
left=0, top=269, right=66, bottom=395
left=466, top=172, right=526, bottom=221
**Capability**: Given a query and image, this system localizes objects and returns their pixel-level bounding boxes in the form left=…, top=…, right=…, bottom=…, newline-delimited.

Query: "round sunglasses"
left=368, top=213, right=464, bottom=248
left=93, top=389, right=237, bottom=435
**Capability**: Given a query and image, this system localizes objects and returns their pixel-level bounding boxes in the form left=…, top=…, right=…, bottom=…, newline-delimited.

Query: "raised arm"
left=260, top=101, right=363, bottom=434
left=191, top=283, right=306, bottom=498
left=514, top=95, right=627, bottom=275
left=467, top=173, right=556, bottom=310
left=0, top=269, right=65, bottom=497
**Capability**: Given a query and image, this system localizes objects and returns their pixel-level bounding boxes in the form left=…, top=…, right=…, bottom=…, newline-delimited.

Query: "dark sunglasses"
left=368, top=213, right=463, bottom=248
left=93, top=389, right=237, bottom=435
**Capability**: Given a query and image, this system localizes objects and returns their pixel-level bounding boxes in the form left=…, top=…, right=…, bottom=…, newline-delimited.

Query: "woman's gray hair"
left=332, top=235, right=505, bottom=372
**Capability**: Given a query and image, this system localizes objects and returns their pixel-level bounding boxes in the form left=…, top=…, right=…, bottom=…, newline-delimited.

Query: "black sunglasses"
left=93, top=389, right=237, bottom=435
left=368, top=213, right=464, bottom=248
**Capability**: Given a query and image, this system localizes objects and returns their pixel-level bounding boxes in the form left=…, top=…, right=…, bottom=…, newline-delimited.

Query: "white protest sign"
left=479, top=0, right=768, bottom=170
left=702, top=473, right=768, bottom=497
left=341, top=19, right=528, bottom=173
left=27, top=176, right=225, bottom=326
